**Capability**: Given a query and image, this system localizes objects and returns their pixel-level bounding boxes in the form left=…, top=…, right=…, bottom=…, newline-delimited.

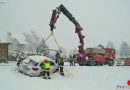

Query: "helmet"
left=42, top=58, right=48, bottom=62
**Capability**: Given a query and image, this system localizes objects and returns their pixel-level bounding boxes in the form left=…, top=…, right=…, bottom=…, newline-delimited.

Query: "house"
left=0, top=43, right=11, bottom=63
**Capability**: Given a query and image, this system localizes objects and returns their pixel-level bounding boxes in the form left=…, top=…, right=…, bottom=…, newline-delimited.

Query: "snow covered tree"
left=70, top=48, right=78, bottom=55
left=106, top=41, right=115, bottom=49
left=6, top=32, right=21, bottom=52
left=10, top=38, right=20, bottom=51
left=31, top=31, right=41, bottom=44
left=23, top=33, right=36, bottom=53
left=37, top=38, right=49, bottom=55
left=6, top=32, right=26, bottom=61
left=23, top=31, right=49, bottom=55
left=119, top=41, right=130, bottom=58
left=6, top=32, right=13, bottom=43
left=59, top=46, right=67, bottom=55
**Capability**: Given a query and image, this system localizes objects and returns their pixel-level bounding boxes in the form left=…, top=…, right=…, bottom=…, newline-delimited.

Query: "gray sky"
left=0, top=0, right=130, bottom=52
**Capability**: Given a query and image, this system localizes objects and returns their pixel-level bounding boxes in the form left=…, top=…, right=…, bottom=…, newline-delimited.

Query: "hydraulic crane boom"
left=49, top=4, right=85, bottom=53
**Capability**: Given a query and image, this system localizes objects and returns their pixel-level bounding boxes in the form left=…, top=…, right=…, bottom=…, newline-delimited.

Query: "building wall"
left=0, top=43, right=10, bottom=63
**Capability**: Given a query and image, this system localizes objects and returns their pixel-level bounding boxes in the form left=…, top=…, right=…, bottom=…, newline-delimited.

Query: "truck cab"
left=84, top=48, right=115, bottom=66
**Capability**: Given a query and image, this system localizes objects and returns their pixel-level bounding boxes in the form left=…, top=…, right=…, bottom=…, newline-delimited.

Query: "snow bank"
left=0, top=62, right=130, bottom=90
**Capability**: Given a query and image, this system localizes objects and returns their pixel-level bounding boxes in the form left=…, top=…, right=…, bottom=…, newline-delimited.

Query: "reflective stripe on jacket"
left=43, top=62, right=51, bottom=69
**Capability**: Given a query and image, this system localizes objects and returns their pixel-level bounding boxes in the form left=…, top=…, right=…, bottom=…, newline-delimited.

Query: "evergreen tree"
left=106, top=41, right=115, bottom=49
left=119, top=41, right=130, bottom=58
left=23, top=31, right=49, bottom=55
left=6, top=32, right=20, bottom=52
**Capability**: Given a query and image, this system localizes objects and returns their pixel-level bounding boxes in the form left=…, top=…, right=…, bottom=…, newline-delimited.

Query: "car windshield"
left=28, top=59, right=39, bottom=66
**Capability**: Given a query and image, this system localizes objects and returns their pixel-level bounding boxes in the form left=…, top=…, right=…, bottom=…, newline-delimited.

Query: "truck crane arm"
left=49, top=4, right=85, bottom=53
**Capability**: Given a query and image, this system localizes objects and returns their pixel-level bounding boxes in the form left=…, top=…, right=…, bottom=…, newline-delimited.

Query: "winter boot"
left=48, top=76, right=51, bottom=79
left=60, top=72, right=64, bottom=76
left=43, top=76, right=47, bottom=79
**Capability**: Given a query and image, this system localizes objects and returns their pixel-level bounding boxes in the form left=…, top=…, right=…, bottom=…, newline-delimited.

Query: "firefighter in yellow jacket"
left=40, top=58, right=51, bottom=79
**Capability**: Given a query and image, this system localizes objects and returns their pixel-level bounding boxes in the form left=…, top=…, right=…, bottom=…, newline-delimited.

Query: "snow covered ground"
left=0, top=61, right=130, bottom=90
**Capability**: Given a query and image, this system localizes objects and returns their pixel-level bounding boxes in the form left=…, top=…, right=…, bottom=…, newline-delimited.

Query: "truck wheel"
left=90, top=61, right=96, bottom=66
left=108, top=60, right=114, bottom=66
left=97, top=62, right=103, bottom=66
left=79, top=63, right=83, bottom=66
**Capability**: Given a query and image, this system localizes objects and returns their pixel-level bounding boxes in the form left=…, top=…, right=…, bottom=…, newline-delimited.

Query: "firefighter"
left=69, top=54, right=76, bottom=66
left=55, top=51, right=60, bottom=64
left=54, top=56, right=64, bottom=76
left=58, top=56, right=64, bottom=76
left=69, top=55, right=73, bottom=66
left=72, top=54, right=76, bottom=66
left=40, top=58, right=51, bottom=79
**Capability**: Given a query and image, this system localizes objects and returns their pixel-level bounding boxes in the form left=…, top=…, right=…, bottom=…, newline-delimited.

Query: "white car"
left=115, top=58, right=125, bottom=66
left=18, top=55, right=58, bottom=77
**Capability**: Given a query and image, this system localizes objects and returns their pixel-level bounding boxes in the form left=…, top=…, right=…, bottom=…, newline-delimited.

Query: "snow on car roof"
left=27, top=55, right=54, bottom=63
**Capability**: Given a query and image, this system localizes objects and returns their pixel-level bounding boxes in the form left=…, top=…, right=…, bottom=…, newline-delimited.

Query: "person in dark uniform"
left=69, top=54, right=73, bottom=66
left=55, top=51, right=60, bottom=64
left=58, top=56, right=64, bottom=75
left=69, top=54, right=76, bottom=66
left=54, top=56, right=64, bottom=76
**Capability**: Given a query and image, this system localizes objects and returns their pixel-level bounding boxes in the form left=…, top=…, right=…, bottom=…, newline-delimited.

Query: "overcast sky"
left=0, top=0, right=130, bottom=52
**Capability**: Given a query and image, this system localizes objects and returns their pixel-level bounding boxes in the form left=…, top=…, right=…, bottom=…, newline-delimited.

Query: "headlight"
left=121, top=61, right=124, bottom=64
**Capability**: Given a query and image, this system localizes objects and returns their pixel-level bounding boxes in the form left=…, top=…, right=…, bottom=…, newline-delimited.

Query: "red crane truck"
left=76, top=47, right=115, bottom=66
left=49, top=4, right=116, bottom=66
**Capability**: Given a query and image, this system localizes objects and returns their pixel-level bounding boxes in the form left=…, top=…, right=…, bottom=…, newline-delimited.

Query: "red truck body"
left=76, top=48, right=115, bottom=66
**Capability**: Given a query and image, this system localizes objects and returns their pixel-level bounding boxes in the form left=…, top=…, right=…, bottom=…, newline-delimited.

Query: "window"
left=28, top=59, right=38, bottom=66
left=105, top=50, right=109, bottom=54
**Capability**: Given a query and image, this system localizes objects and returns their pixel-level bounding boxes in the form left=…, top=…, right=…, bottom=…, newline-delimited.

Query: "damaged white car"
left=18, top=55, right=58, bottom=77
